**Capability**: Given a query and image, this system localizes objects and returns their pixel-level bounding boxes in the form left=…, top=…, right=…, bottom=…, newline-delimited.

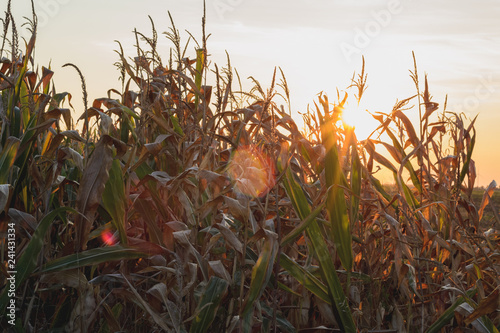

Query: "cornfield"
left=1, top=2, right=499, bottom=332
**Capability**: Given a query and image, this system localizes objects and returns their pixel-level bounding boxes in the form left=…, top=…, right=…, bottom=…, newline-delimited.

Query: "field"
left=1, top=2, right=499, bottom=333
left=472, top=189, right=500, bottom=231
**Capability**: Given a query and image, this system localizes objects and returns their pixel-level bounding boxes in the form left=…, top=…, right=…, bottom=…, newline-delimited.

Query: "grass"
left=0, top=1, right=499, bottom=332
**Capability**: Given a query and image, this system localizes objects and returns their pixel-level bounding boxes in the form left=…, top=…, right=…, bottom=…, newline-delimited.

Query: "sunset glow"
left=9, top=0, right=499, bottom=185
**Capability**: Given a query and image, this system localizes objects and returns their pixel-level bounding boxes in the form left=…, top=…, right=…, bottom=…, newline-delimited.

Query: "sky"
left=7, top=0, right=500, bottom=186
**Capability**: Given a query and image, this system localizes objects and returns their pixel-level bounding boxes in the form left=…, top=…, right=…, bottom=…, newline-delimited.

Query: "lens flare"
left=101, top=229, right=116, bottom=246
left=227, top=145, right=275, bottom=197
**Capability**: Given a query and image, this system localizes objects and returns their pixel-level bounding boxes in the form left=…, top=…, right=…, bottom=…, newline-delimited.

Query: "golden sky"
left=10, top=0, right=500, bottom=186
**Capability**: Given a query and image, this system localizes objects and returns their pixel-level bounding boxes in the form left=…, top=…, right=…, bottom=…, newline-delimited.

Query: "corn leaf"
left=321, top=113, right=352, bottom=272
left=426, top=288, right=477, bottom=333
left=0, top=207, right=75, bottom=313
left=134, top=198, right=164, bottom=246
left=102, top=159, right=128, bottom=245
left=279, top=253, right=330, bottom=304
left=122, top=273, right=172, bottom=331
left=278, top=151, right=356, bottom=332
left=460, top=130, right=476, bottom=184
left=40, top=245, right=149, bottom=273
left=261, top=302, right=296, bottom=333
left=241, top=231, right=278, bottom=317
left=281, top=202, right=325, bottom=247
left=0, top=137, right=20, bottom=184
left=349, top=131, right=362, bottom=228
left=194, top=48, right=205, bottom=111
left=478, top=180, right=497, bottom=221
left=189, top=276, right=229, bottom=333
left=385, top=127, right=422, bottom=193
left=75, top=135, right=115, bottom=250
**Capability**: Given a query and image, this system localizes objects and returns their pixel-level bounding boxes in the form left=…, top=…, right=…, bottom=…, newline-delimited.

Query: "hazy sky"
left=8, top=0, right=500, bottom=186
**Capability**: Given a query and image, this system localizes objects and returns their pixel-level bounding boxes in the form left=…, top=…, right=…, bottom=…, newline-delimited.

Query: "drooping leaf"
left=464, top=287, right=500, bottom=326
left=279, top=253, right=330, bottom=304
left=75, top=136, right=114, bottom=251
left=281, top=202, right=325, bottom=247
left=478, top=180, right=497, bottom=221
left=393, top=110, right=419, bottom=148
left=215, top=222, right=243, bottom=255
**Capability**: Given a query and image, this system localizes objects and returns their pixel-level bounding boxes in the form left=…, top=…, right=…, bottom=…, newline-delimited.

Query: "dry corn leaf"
left=478, top=180, right=497, bottom=221
left=215, top=222, right=243, bottom=255
left=75, top=136, right=114, bottom=250
left=464, top=287, right=500, bottom=325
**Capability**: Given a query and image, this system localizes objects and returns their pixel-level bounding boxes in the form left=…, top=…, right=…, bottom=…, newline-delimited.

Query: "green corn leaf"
left=189, top=276, right=229, bottom=333
left=277, top=282, right=302, bottom=298
left=349, top=131, right=362, bottom=228
left=11, top=105, right=22, bottom=139
left=241, top=231, right=278, bottom=317
left=279, top=253, right=330, bottom=304
left=479, top=316, right=500, bottom=333
left=0, top=207, right=75, bottom=313
left=261, top=302, right=296, bottom=333
left=170, top=114, right=184, bottom=136
left=6, top=35, right=35, bottom=136
left=102, top=159, right=128, bottom=245
left=426, top=288, right=477, bottom=333
left=0, top=137, right=20, bottom=184
left=14, top=117, right=58, bottom=205
left=369, top=174, right=395, bottom=206
left=19, top=80, right=31, bottom=133
left=119, top=113, right=133, bottom=143
left=194, top=48, right=205, bottom=111
left=118, top=105, right=138, bottom=143
left=241, top=310, right=253, bottom=333
left=40, top=245, right=149, bottom=274
left=281, top=202, right=325, bottom=247
left=278, top=152, right=356, bottom=332
left=119, top=105, right=140, bottom=120
left=321, top=118, right=352, bottom=272
left=398, top=175, right=419, bottom=209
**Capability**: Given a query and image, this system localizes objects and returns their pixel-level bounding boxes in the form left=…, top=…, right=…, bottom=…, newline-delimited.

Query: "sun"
left=341, top=101, right=378, bottom=141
